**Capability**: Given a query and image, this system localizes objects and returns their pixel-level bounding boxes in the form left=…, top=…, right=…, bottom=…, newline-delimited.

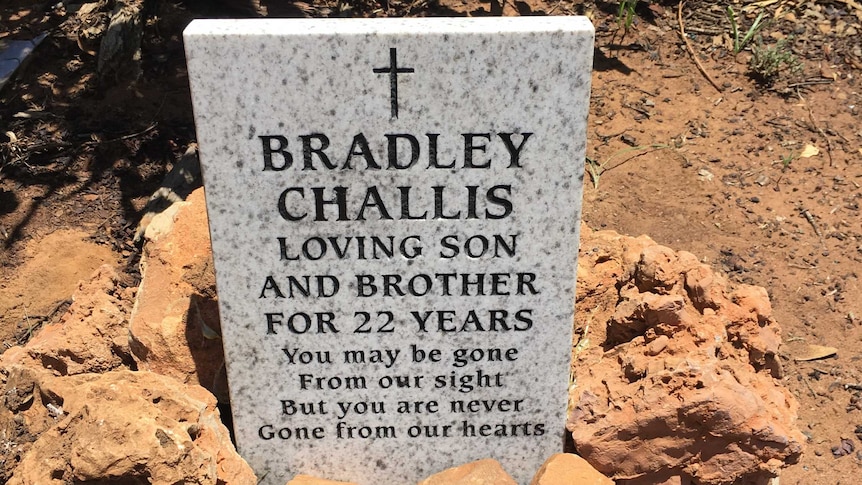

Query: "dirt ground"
left=1, top=1, right=860, bottom=483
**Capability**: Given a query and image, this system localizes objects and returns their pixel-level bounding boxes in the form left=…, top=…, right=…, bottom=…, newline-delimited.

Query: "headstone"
left=184, top=17, right=594, bottom=485
left=0, top=33, right=47, bottom=91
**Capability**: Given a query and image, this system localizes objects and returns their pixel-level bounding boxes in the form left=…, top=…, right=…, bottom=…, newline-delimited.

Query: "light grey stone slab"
left=184, top=17, right=593, bottom=485
left=0, top=33, right=47, bottom=91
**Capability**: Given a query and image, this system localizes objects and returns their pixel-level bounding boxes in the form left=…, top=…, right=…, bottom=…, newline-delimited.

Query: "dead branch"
left=677, top=1, right=723, bottom=93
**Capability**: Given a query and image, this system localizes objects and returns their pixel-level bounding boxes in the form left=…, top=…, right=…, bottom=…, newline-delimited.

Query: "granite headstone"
left=184, top=17, right=594, bottom=485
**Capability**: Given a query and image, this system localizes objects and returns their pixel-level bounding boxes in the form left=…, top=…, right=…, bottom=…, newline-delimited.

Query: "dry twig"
left=677, top=1, right=723, bottom=93
left=788, top=263, right=817, bottom=270
left=788, top=79, right=834, bottom=89
left=800, top=207, right=825, bottom=245
left=800, top=94, right=834, bottom=167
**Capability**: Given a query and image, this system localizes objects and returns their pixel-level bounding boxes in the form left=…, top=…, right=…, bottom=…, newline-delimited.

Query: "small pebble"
left=832, top=438, right=855, bottom=457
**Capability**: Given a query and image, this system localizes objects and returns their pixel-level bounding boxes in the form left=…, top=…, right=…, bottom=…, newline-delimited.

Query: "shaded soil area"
left=1, top=1, right=861, bottom=483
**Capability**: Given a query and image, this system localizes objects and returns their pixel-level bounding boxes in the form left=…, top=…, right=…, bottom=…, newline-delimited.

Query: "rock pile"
left=568, top=225, right=805, bottom=485
left=2, top=368, right=255, bottom=485
left=0, top=262, right=254, bottom=484
left=0, top=185, right=804, bottom=484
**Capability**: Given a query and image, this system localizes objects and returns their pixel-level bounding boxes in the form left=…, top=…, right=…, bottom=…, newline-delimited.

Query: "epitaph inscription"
left=184, top=17, right=594, bottom=485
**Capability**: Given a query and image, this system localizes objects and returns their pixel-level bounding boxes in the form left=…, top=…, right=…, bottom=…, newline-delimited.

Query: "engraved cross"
left=373, top=48, right=414, bottom=119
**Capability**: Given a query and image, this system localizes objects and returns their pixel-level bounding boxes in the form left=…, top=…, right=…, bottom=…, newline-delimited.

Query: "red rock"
left=569, top=225, right=804, bottom=485
left=129, top=187, right=228, bottom=401
left=1, top=265, right=134, bottom=375
left=0, top=222, right=254, bottom=485
left=530, top=453, right=614, bottom=485
left=0, top=367, right=255, bottom=485
left=635, top=245, right=681, bottom=292
left=417, top=459, right=517, bottom=485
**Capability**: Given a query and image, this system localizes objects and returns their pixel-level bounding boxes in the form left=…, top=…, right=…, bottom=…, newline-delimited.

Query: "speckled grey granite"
left=184, top=17, right=593, bottom=485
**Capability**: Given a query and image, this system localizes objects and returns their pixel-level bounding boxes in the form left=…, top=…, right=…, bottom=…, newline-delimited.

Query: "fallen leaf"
left=836, top=20, right=848, bottom=34
left=647, top=4, right=664, bottom=16
left=794, top=344, right=837, bottom=361
left=799, top=144, right=820, bottom=158
left=836, top=0, right=862, bottom=23
left=697, top=168, right=714, bottom=182
left=77, top=2, right=102, bottom=16
left=743, top=0, right=780, bottom=11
